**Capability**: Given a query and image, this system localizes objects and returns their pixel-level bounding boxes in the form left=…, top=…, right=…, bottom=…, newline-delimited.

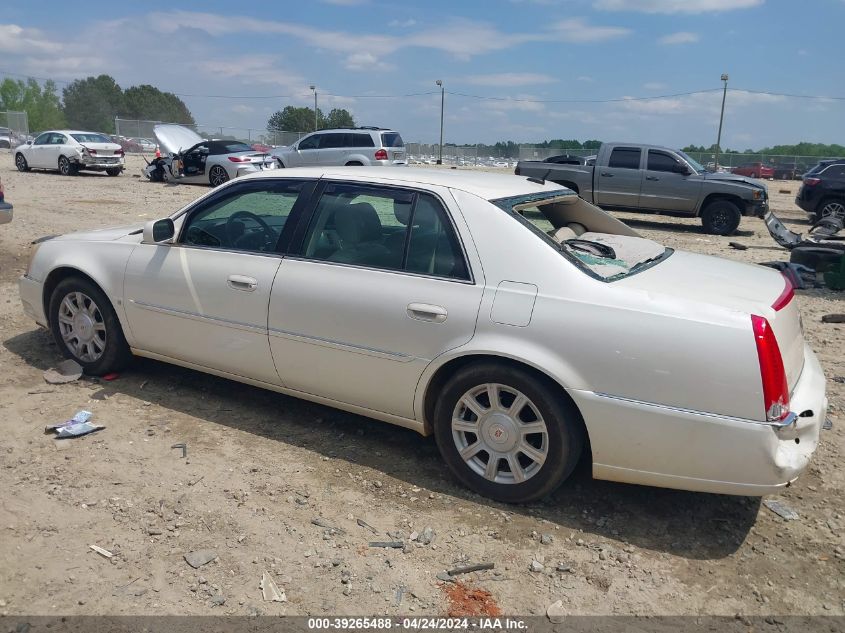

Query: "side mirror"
left=26, top=140, right=32, bottom=145
left=142, top=218, right=175, bottom=244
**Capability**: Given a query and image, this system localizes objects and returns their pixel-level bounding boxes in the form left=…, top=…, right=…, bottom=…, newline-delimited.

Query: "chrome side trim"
left=268, top=326, right=416, bottom=362
left=594, top=392, right=798, bottom=429
left=130, top=299, right=266, bottom=334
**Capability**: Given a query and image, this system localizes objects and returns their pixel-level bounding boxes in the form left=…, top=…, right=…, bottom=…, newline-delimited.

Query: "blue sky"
left=1, top=0, right=844, bottom=148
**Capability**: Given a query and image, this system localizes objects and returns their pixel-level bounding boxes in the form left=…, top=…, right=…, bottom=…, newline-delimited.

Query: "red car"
left=731, top=162, right=774, bottom=179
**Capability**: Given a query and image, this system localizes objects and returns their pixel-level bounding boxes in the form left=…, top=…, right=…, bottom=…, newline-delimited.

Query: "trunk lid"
left=616, top=250, right=805, bottom=391
left=153, top=124, right=204, bottom=155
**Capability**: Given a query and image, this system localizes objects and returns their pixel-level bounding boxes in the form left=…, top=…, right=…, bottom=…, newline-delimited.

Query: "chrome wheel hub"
left=57, top=292, right=106, bottom=362
left=452, top=383, right=548, bottom=485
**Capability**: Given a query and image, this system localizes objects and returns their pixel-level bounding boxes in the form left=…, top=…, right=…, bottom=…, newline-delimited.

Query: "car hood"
left=153, top=124, right=204, bottom=155
left=697, top=171, right=766, bottom=188
left=51, top=224, right=143, bottom=243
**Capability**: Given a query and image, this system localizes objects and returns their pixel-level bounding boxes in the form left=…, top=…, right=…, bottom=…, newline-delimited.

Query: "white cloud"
left=659, top=31, right=700, bottom=44
left=0, top=24, right=62, bottom=54
left=594, top=0, right=763, bottom=13
left=462, top=73, right=558, bottom=86
left=388, top=19, right=417, bottom=28
left=231, top=104, right=255, bottom=114
left=344, top=52, right=394, bottom=71
left=548, top=18, right=631, bottom=42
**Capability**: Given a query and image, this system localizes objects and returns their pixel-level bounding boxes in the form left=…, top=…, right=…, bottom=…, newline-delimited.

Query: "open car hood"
left=153, top=124, right=204, bottom=155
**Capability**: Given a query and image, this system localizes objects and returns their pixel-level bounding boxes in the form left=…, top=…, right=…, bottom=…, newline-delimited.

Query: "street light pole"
left=435, top=80, right=444, bottom=165
left=310, top=85, right=318, bottom=132
left=715, top=73, right=729, bottom=171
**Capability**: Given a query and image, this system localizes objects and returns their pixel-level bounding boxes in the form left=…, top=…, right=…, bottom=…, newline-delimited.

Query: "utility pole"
left=436, top=80, right=444, bottom=165
left=310, top=85, right=318, bottom=131
left=714, top=73, right=729, bottom=171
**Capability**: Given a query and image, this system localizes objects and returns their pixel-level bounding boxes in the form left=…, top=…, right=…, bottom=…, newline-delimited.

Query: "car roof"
left=38, top=130, right=113, bottom=136
left=238, top=167, right=570, bottom=200
left=306, top=128, right=396, bottom=134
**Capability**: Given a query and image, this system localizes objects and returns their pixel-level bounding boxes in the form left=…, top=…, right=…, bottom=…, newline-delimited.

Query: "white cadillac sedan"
left=18, top=169, right=827, bottom=502
left=15, top=130, right=125, bottom=176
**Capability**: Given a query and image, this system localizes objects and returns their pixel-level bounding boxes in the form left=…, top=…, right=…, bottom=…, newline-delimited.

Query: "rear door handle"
left=407, top=303, right=447, bottom=323
left=600, top=172, right=614, bottom=177
left=646, top=176, right=659, bottom=181
left=227, top=274, right=258, bottom=292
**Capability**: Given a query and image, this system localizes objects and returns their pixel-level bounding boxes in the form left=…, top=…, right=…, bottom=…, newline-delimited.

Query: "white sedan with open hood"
left=146, top=124, right=276, bottom=187
left=18, top=169, right=828, bottom=502
left=15, top=130, right=125, bottom=176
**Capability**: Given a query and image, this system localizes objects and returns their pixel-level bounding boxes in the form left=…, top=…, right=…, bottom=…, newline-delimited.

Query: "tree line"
left=682, top=142, right=845, bottom=157
left=0, top=74, right=195, bottom=134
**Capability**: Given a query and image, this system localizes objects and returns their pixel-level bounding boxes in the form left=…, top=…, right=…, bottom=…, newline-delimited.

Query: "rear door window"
left=352, top=133, right=375, bottom=147
left=380, top=132, right=404, bottom=148
left=608, top=147, right=641, bottom=169
left=319, top=133, right=347, bottom=149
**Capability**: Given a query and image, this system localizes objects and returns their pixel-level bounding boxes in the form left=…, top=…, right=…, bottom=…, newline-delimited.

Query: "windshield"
left=493, top=191, right=671, bottom=281
left=71, top=133, right=113, bottom=144
left=677, top=150, right=706, bottom=173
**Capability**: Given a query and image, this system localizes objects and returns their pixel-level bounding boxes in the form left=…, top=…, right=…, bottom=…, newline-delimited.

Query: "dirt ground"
left=0, top=154, right=842, bottom=618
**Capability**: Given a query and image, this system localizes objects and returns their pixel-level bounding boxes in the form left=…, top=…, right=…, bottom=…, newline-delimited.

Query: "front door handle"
left=645, top=176, right=659, bottom=181
left=227, top=274, right=258, bottom=292
left=600, top=172, right=614, bottom=177
left=407, top=303, right=447, bottom=323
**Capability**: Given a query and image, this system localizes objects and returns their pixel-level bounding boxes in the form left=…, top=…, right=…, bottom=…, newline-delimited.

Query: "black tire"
left=15, top=153, right=29, bottom=172
left=818, top=198, right=845, bottom=221
left=789, top=247, right=845, bottom=272
left=58, top=155, right=78, bottom=176
left=48, top=277, right=133, bottom=376
left=209, top=165, right=229, bottom=187
left=433, top=362, right=585, bottom=504
left=275, top=158, right=285, bottom=168
left=106, top=167, right=121, bottom=177
left=345, top=161, right=363, bottom=166
left=701, top=199, right=742, bottom=235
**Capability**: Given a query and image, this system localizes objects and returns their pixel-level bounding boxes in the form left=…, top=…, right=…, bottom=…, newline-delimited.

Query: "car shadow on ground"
left=5, top=328, right=760, bottom=561
left=618, top=217, right=758, bottom=237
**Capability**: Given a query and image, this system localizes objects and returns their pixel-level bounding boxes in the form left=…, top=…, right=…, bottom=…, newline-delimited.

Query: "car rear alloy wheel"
left=209, top=165, right=229, bottom=187
left=58, top=156, right=77, bottom=176
left=820, top=200, right=845, bottom=221
left=49, top=277, right=132, bottom=375
left=15, top=153, right=29, bottom=172
left=434, top=363, right=584, bottom=503
left=452, top=383, right=549, bottom=485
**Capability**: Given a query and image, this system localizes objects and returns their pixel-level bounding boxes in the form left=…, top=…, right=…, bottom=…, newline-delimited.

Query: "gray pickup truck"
left=515, top=142, right=769, bottom=235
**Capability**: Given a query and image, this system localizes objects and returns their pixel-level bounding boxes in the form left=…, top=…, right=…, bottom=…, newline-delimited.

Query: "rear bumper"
left=795, top=195, right=816, bottom=214
left=235, top=162, right=276, bottom=178
left=19, top=274, right=47, bottom=327
left=571, top=343, right=827, bottom=495
left=77, top=159, right=125, bottom=170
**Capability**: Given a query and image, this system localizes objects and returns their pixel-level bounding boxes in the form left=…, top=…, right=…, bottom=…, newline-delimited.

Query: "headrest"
left=335, top=202, right=382, bottom=243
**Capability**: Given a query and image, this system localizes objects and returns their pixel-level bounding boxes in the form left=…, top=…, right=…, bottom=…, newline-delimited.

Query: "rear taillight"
left=228, top=156, right=250, bottom=162
left=751, top=315, right=790, bottom=421
left=374, top=149, right=388, bottom=161
left=803, top=177, right=820, bottom=186
left=86, top=148, right=97, bottom=155
left=771, top=275, right=794, bottom=311
left=115, top=149, right=124, bottom=156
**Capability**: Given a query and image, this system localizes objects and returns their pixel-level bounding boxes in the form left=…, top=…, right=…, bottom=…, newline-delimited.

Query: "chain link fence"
left=114, top=118, right=307, bottom=152
left=0, top=111, right=30, bottom=151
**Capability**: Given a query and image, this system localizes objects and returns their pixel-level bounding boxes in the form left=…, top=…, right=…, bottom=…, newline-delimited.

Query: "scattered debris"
left=394, top=585, right=406, bottom=607
left=442, top=581, right=502, bottom=617
left=356, top=518, right=378, bottom=534
left=260, top=571, right=286, bottom=602
left=184, top=549, right=217, bottom=568
left=89, top=544, right=114, bottom=559
left=763, top=499, right=800, bottom=521
left=417, top=526, right=436, bottom=545
left=547, top=600, right=567, bottom=624
left=821, top=314, right=845, bottom=324
left=101, top=372, right=120, bottom=381
left=171, top=443, right=187, bottom=458
left=445, top=563, right=495, bottom=577
left=46, top=410, right=104, bottom=439
left=45, top=410, right=91, bottom=433
left=312, top=517, right=344, bottom=533
left=823, top=418, right=833, bottom=431
left=530, top=559, right=545, bottom=573
left=43, top=359, right=83, bottom=384
left=729, top=242, right=748, bottom=251
left=210, top=594, right=225, bottom=607
left=540, top=533, right=554, bottom=545
left=369, top=541, right=404, bottom=549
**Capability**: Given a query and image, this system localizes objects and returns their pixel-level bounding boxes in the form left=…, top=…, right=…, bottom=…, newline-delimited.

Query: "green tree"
left=122, top=85, right=195, bottom=125
left=267, top=105, right=356, bottom=134
left=0, top=78, right=66, bottom=131
left=62, top=75, right=125, bottom=133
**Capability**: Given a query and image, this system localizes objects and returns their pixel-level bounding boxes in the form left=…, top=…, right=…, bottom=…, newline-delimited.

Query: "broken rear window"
left=492, top=191, right=671, bottom=281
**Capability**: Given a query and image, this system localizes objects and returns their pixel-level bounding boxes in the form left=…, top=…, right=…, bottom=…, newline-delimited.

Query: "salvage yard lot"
left=0, top=155, right=842, bottom=616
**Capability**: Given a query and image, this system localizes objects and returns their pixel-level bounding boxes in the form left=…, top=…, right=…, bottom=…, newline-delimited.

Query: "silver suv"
left=274, top=127, right=406, bottom=168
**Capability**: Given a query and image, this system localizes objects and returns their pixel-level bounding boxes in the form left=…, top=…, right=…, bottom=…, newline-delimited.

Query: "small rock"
left=547, top=599, right=567, bottom=623
left=530, top=560, right=545, bottom=573
left=184, top=550, right=217, bottom=569
left=210, top=594, right=225, bottom=606
left=540, top=533, right=554, bottom=545
left=418, top=527, right=435, bottom=545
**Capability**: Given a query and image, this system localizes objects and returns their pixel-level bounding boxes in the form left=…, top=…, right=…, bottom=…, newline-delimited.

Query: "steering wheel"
left=225, top=210, right=278, bottom=249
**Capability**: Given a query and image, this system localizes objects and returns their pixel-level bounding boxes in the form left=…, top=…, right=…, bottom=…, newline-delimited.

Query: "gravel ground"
left=0, top=154, right=842, bottom=617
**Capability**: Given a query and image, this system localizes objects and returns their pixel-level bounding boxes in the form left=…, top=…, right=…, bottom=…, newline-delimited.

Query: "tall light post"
left=310, top=85, right=318, bottom=131
left=714, top=73, right=729, bottom=171
left=435, top=80, right=444, bottom=165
